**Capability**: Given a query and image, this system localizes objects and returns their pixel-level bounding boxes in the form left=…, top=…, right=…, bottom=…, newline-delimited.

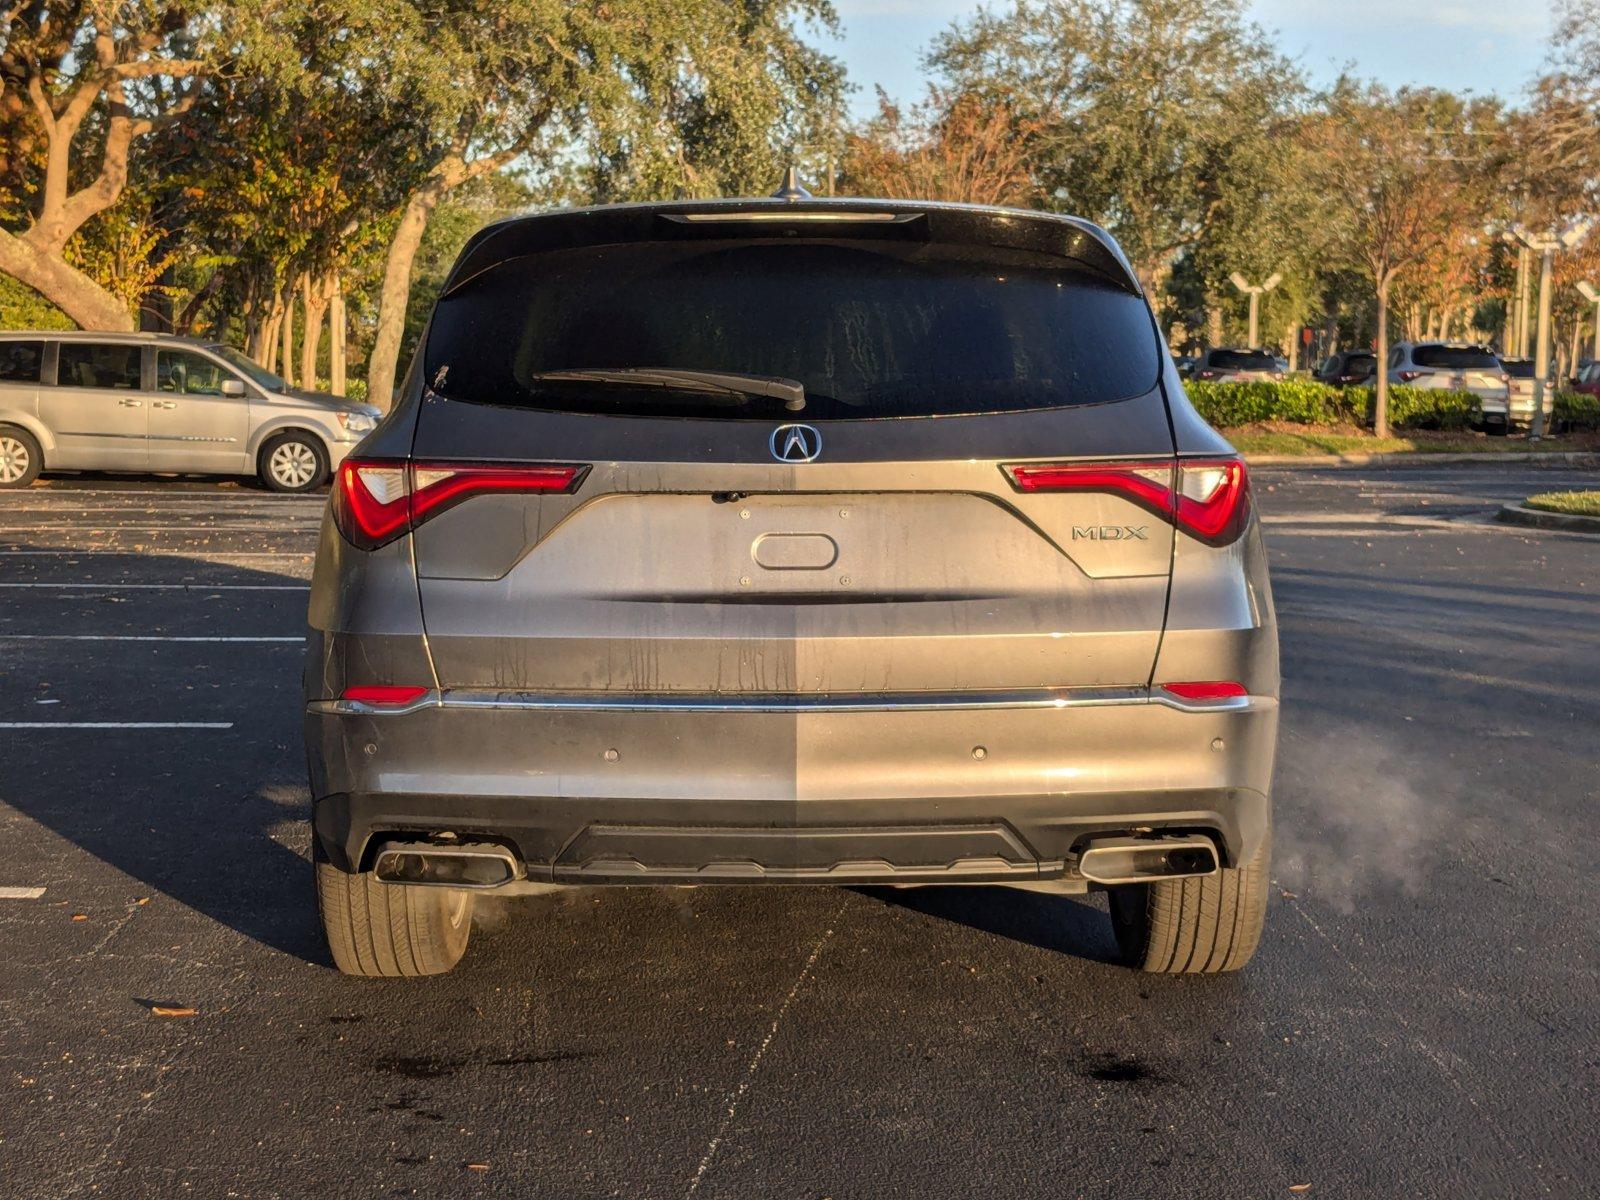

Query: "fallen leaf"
left=1290, top=1186, right=1313, bottom=1194
left=71, top=913, right=87, bottom=921
left=465, top=1163, right=490, bottom=1172
left=1280, top=890, right=1298, bottom=899
left=150, top=1005, right=197, bottom=1018
left=136, top=897, right=150, bottom=906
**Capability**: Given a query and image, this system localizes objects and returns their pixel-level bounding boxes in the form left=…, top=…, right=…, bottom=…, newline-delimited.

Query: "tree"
left=928, top=0, right=1300, bottom=293
left=0, top=1, right=217, bottom=329
left=362, top=0, right=846, bottom=409
left=839, top=88, right=1039, bottom=206
left=1301, top=83, right=1496, bottom=436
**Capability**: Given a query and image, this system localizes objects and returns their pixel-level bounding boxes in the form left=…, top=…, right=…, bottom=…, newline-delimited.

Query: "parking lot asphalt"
left=1, top=463, right=1596, bottom=1199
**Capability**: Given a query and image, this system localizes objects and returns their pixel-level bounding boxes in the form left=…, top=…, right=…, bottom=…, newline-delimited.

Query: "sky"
left=825, top=1, right=1556, bottom=117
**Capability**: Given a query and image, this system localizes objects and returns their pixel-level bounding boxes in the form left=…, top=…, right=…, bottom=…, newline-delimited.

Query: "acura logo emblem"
left=770, top=423, right=822, bottom=463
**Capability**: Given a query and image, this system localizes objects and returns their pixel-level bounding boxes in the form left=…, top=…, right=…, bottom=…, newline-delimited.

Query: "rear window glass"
left=423, top=240, right=1158, bottom=420
left=0, top=340, right=44, bottom=383
left=1413, top=345, right=1498, bottom=370
left=59, top=343, right=141, bottom=389
left=1207, top=350, right=1277, bottom=370
left=1500, top=359, right=1534, bottom=378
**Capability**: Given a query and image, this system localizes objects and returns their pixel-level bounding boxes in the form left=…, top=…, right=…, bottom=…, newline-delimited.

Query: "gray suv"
left=304, top=196, right=1280, bottom=978
left=0, top=331, right=379, bottom=491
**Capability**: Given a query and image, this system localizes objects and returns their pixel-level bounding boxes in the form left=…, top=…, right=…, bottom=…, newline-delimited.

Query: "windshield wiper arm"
left=530, top=367, right=806, bottom=411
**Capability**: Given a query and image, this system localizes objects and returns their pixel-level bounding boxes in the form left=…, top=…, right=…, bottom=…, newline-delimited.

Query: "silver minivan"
left=303, top=195, right=1280, bottom=980
left=0, top=331, right=380, bottom=491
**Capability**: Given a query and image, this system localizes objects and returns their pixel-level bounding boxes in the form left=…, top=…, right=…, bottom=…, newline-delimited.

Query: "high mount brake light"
left=1003, top=457, right=1251, bottom=546
left=341, top=684, right=430, bottom=706
left=333, top=458, right=587, bottom=550
left=1159, top=681, right=1248, bottom=701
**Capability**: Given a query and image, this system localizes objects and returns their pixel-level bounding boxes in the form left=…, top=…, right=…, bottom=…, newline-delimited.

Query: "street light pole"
left=1578, top=281, right=1600, bottom=364
left=1511, top=221, right=1592, bottom=440
left=1229, top=272, right=1282, bottom=349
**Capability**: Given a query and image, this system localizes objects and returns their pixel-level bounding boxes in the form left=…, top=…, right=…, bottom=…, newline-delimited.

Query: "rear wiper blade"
left=530, top=367, right=806, bottom=411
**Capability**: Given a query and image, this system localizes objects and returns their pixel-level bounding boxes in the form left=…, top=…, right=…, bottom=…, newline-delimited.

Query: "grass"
left=1524, top=491, right=1600, bottom=517
left=1224, top=423, right=1599, bottom=458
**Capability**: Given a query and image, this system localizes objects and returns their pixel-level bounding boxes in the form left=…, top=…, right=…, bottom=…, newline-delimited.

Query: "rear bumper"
left=305, top=689, right=1277, bottom=885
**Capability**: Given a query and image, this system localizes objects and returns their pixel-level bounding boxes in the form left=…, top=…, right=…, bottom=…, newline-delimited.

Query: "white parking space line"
left=0, top=583, right=310, bottom=591
left=0, top=635, right=301, bottom=642
left=0, top=886, right=47, bottom=900
left=0, top=721, right=234, bottom=729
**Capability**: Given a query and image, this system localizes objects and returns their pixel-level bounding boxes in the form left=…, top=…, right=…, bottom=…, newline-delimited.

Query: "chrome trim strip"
left=308, top=689, right=1267, bottom=717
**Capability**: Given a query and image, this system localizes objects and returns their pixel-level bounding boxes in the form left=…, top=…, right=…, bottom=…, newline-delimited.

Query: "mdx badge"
left=770, top=424, right=821, bottom=463
left=1072, top=525, right=1149, bottom=540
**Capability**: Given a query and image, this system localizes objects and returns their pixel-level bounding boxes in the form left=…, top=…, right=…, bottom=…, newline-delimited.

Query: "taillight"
left=333, top=458, right=588, bottom=550
left=1003, top=457, right=1251, bottom=546
left=1195, top=369, right=1220, bottom=380
left=1159, top=681, right=1248, bottom=701
left=1397, top=370, right=1423, bottom=383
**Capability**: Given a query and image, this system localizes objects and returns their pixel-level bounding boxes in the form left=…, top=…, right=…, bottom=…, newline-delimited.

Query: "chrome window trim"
left=308, top=688, right=1265, bottom=717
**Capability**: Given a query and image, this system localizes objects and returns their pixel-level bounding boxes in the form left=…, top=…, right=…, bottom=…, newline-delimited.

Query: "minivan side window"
left=156, top=349, right=232, bottom=396
left=58, top=343, right=142, bottom=390
left=0, top=340, right=44, bottom=383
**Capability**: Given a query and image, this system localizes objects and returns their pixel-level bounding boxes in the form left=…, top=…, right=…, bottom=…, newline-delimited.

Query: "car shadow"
left=854, top=884, right=1123, bottom=964
left=0, top=546, right=328, bottom=965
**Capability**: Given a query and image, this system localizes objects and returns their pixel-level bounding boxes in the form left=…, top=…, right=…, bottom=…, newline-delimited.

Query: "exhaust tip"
left=1077, top=835, right=1220, bottom=886
left=372, top=840, right=520, bottom=889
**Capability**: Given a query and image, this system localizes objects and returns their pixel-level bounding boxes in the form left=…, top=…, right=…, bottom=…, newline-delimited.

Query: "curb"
left=1496, top=503, right=1600, bottom=533
left=1248, top=451, right=1600, bottom=468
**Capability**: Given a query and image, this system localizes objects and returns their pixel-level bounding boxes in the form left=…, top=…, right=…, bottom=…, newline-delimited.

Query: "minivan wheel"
left=1107, top=826, right=1270, bottom=974
left=0, top=426, right=42, bottom=488
left=259, top=432, right=328, bottom=492
left=314, top=842, right=474, bottom=977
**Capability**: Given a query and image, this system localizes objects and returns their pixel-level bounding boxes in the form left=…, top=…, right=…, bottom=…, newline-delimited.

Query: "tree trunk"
left=329, top=274, right=347, bottom=397
left=367, top=184, right=446, bottom=411
left=0, top=228, right=133, bottom=330
left=1374, top=278, right=1392, bottom=439
left=280, top=286, right=296, bottom=389
left=1207, top=304, right=1223, bottom=348
left=301, top=273, right=331, bottom=390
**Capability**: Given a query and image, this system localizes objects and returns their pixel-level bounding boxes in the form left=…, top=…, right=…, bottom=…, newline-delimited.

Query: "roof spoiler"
left=440, top=199, right=1142, bottom=300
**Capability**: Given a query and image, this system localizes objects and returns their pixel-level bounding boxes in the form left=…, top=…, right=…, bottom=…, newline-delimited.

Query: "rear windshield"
left=1500, top=359, right=1534, bottom=378
left=423, top=240, right=1159, bottom=420
left=1414, top=345, right=1499, bottom=370
left=1207, top=350, right=1277, bottom=370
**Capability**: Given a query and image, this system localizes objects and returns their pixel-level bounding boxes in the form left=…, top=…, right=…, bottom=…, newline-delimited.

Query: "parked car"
left=1313, top=349, right=1377, bottom=387
left=1191, top=347, right=1285, bottom=382
left=1385, top=342, right=1510, bottom=433
left=1172, top=353, right=1199, bottom=378
left=304, top=193, right=1280, bottom=979
left=1571, top=361, right=1600, bottom=399
left=0, top=331, right=380, bottom=491
left=1497, top=357, right=1555, bottom=428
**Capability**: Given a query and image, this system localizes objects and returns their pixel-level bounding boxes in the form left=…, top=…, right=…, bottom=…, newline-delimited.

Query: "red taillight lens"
left=1398, top=370, right=1423, bottom=383
left=1159, top=681, right=1248, bottom=701
left=341, top=684, right=430, bottom=706
left=1003, top=457, right=1251, bottom=546
left=1195, top=369, right=1219, bottom=380
left=333, top=458, right=587, bottom=550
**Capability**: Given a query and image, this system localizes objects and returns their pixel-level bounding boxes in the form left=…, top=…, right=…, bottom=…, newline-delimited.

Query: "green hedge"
left=1554, top=390, right=1600, bottom=431
left=1183, top=379, right=1479, bottom=431
left=1183, top=379, right=1357, bottom=426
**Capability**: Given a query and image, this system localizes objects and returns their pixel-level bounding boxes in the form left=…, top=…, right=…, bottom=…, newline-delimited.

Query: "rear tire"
left=1108, top=826, right=1270, bottom=974
left=259, top=431, right=328, bottom=492
left=315, top=842, right=473, bottom=977
left=0, top=426, right=42, bottom=488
